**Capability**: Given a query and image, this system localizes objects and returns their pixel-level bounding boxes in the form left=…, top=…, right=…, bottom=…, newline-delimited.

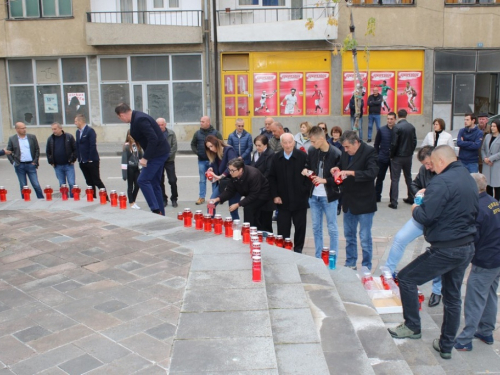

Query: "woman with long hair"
left=294, top=121, right=312, bottom=153
left=482, top=119, right=500, bottom=200
left=205, top=135, right=240, bottom=219
left=421, top=118, right=454, bottom=148
left=121, top=130, right=143, bottom=209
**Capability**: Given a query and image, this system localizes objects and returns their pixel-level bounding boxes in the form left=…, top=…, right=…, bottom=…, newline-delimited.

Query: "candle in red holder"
left=250, top=235, right=259, bottom=253
left=204, top=214, right=212, bottom=232
left=22, top=186, right=31, bottom=201
left=257, top=231, right=263, bottom=242
left=252, top=256, right=262, bottom=282
left=252, top=244, right=261, bottom=258
left=86, top=186, right=94, bottom=202
left=232, top=219, right=241, bottom=240
left=110, top=190, right=118, bottom=207
left=205, top=170, right=214, bottom=181
left=250, top=226, right=257, bottom=234
left=333, top=170, right=343, bottom=185
left=321, top=247, right=329, bottom=265
left=242, top=222, right=251, bottom=244
left=224, top=217, right=233, bottom=237
left=418, top=291, right=424, bottom=310
left=305, top=170, right=320, bottom=187
left=177, top=211, right=184, bottom=221
left=207, top=200, right=216, bottom=216
left=119, top=192, right=127, bottom=209
left=195, top=210, right=204, bottom=230
left=72, top=185, right=81, bottom=201
left=275, top=235, right=284, bottom=248
left=266, top=233, right=275, bottom=245
left=98, top=188, right=107, bottom=204
left=213, top=214, right=223, bottom=235
left=183, top=208, right=193, bottom=227
left=44, top=185, right=53, bottom=201
left=60, top=184, right=69, bottom=201
left=284, top=238, right=293, bottom=250
left=0, top=186, right=7, bottom=202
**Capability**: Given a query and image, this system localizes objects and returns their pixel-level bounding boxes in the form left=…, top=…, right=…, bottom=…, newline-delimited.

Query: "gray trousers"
left=390, top=155, right=413, bottom=206
left=456, top=264, right=500, bottom=343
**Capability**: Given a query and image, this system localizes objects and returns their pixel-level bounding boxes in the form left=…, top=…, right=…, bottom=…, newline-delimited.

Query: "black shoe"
left=403, top=198, right=414, bottom=205
left=163, top=199, right=168, bottom=207
left=367, top=139, right=372, bottom=143
left=428, top=293, right=441, bottom=307
left=388, top=203, right=397, bottom=209
left=171, top=200, right=178, bottom=208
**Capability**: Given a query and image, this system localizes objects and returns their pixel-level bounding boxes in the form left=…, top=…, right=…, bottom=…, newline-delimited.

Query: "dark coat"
left=130, top=110, right=170, bottom=161
left=210, top=146, right=237, bottom=178
left=457, top=126, right=483, bottom=165
left=327, top=138, right=344, bottom=153
left=367, top=94, right=383, bottom=115
left=338, top=142, right=379, bottom=215
left=390, top=119, right=417, bottom=158
left=191, top=125, right=222, bottom=161
left=410, top=165, right=435, bottom=196
left=413, top=161, right=478, bottom=247
left=7, top=133, right=40, bottom=167
left=46, top=131, right=77, bottom=166
left=75, top=125, right=99, bottom=163
left=307, top=145, right=342, bottom=203
left=268, top=149, right=311, bottom=211
left=219, top=165, right=271, bottom=208
left=349, top=96, right=364, bottom=118
left=374, top=125, right=393, bottom=163
left=251, top=147, right=274, bottom=179
left=473, top=192, right=500, bottom=269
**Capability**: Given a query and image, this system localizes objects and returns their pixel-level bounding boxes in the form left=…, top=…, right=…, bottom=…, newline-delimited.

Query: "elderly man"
left=228, top=119, right=253, bottom=165
left=259, top=117, right=274, bottom=140
left=331, top=130, right=378, bottom=270
left=7, top=122, right=44, bottom=199
left=157, top=118, right=178, bottom=208
left=268, top=133, right=311, bottom=253
left=389, top=145, right=478, bottom=361
left=190, top=116, right=222, bottom=205
left=269, top=122, right=285, bottom=153
left=46, top=122, right=77, bottom=196
left=454, top=173, right=500, bottom=351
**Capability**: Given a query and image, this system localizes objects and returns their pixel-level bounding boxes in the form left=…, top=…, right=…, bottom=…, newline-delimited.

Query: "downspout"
left=212, top=0, right=220, bottom=130
left=204, top=0, right=211, bottom=118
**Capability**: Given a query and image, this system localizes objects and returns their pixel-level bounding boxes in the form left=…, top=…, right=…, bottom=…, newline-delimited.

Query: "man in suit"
left=7, top=122, right=44, bottom=199
left=116, top=103, right=170, bottom=216
left=74, top=114, right=107, bottom=199
left=331, top=130, right=379, bottom=270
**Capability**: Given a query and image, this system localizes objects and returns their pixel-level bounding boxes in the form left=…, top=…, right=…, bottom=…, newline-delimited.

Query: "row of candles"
left=0, top=185, right=128, bottom=209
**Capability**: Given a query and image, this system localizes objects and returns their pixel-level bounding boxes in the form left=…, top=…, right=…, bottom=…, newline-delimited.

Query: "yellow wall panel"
left=252, top=51, right=330, bottom=72
left=342, top=50, right=425, bottom=71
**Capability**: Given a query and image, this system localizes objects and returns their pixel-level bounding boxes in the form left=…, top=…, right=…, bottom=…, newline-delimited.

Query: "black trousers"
left=79, top=161, right=106, bottom=198
left=276, top=207, right=307, bottom=253
left=390, top=155, right=413, bottom=206
left=487, top=185, right=500, bottom=201
left=161, top=160, right=178, bottom=202
left=243, top=199, right=273, bottom=233
left=127, top=167, right=140, bottom=203
left=375, top=160, right=391, bottom=201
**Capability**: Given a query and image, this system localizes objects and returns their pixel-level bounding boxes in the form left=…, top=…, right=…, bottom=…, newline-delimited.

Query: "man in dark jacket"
left=389, top=145, right=478, bottom=360
left=306, top=126, right=341, bottom=258
left=190, top=116, right=222, bottom=205
left=389, top=109, right=417, bottom=209
left=268, top=133, right=311, bottom=253
left=213, top=159, right=271, bottom=229
left=367, top=87, right=383, bottom=143
left=157, top=117, right=178, bottom=208
left=46, top=122, right=77, bottom=197
left=374, top=112, right=396, bottom=202
left=115, top=103, right=170, bottom=216
left=331, top=130, right=378, bottom=270
left=227, top=119, right=253, bottom=165
left=457, top=113, right=483, bottom=173
left=455, top=173, right=500, bottom=351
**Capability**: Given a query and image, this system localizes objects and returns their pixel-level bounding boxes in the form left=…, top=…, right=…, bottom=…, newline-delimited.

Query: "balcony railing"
left=216, top=6, right=336, bottom=26
left=86, top=10, right=203, bottom=27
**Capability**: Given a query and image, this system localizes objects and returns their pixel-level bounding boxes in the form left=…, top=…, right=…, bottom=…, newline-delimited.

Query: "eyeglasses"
left=228, top=168, right=238, bottom=173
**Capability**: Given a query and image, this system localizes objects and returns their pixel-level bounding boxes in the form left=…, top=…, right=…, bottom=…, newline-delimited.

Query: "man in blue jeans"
left=190, top=116, right=222, bottom=205
left=384, top=146, right=443, bottom=307
left=7, top=122, right=44, bottom=199
left=306, top=126, right=342, bottom=258
left=388, top=145, right=478, bottom=360
left=331, top=131, right=378, bottom=270
left=457, top=113, right=483, bottom=173
left=366, top=87, right=383, bottom=143
left=115, top=103, right=170, bottom=216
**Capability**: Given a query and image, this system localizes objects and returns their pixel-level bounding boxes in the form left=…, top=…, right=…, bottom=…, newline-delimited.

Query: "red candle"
left=266, top=233, right=275, bottom=245
left=72, top=185, right=81, bottom=201
left=306, top=170, right=320, bottom=187
left=183, top=208, right=193, bottom=227
left=275, top=235, right=284, bottom=248
left=321, top=247, right=329, bottom=265
left=195, top=210, right=204, bottom=230
left=418, top=291, right=424, bottom=311
left=242, top=223, right=251, bottom=244
left=22, top=186, right=31, bottom=201
left=205, top=170, right=214, bottom=181
left=86, top=186, right=94, bottom=202
left=252, top=256, right=262, bottom=282
left=119, top=192, right=127, bottom=209
left=204, top=214, right=212, bottom=232
left=224, top=217, right=233, bottom=237
left=99, top=188, right=107, bottom=204
left=284, top=238, right=293, bottom=250
left=44, top=185, right=53, bottom=201
left=110, top=190, right=118, bottom=207
left=257, top=231, right=263, bottom=242
left=0, top=186, right=7, bottom=202
left=60, top=185, right=69, bottom=201
left=214, top=214, right=223, bottom=235
left=177, top=212, right=184, bottom=221
left=207, top=200, right=216, bottom=216
left=333, top=170, right=343, bottom=185
left=250, top=236, right=259, bottom=253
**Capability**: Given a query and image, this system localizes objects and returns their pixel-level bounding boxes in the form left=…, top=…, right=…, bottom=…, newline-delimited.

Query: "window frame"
left=41, top=0, right=73, bottom=18
left=8, top=0, right=73, bottom=19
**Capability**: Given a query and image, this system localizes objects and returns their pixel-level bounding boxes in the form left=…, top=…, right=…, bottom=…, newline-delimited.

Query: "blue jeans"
left=350, top=116, right=363, bottom=140
left=138, top=153, right=169, bottom=215
left=198, top=160, right=210, bottom=199
left=343, top=209, right=374, bottom=270
left=210, top=183, right=240, bottom=220
left=54, top=164, right=76, bottom=198
left=385, top=218, right=442, bottom=293
left=14, top=163, right=44, bottom=198
left=462, top=162, right=478, bottom=173
left=398, top=243, right=474, bottom=352
left=367, top=114, right=381, bottom=140
left=309, top=196, right=339, bottom=258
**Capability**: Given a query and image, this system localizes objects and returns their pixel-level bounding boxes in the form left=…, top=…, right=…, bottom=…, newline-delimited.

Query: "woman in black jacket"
left=251, top=135, right=274, bottom=178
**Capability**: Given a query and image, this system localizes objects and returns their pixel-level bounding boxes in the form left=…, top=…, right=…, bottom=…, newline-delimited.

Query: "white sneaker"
left=131, top=203, right=141, bottom=209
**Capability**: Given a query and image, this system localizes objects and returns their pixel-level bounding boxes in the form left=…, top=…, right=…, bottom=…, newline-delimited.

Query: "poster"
left=342, top=71, right=368, bottom=115
left=253, top=73, right=277, bottom=116
left=225, top=97, right=235, bottom=116
left=370, top=72, right=395, bottom=114
left=279, top=73, right=303, bottom=116
left=237, top=74, right=248, bottom=94
left=305, top=72, right=330, bottom=115
left=44, top=93, right=58, bottom=113
left=238, top=97, right=248, bottom=117
left=397, top=71, right=423, bottom=115
left=225, top=75, right=235, bottom=95
left=67, top=92, right=86, bottom=105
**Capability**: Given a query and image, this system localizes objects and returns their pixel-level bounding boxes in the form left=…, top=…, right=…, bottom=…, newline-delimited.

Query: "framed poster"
left=305, top=72, right=330, bottom=115
left=237, top=74, right=248, bottom=94
left=279, top=73, right=303, bottom=116
left=238, top=96, right=248, bottom=117
left=253, top=73, right=277, bottom=116
left=397, top=71, right=423, bottom=115
left=342, top=71, right=368, bottom=115
left=225, top=75, right=235, bottom=95
left=370, top=71, right=395, bottom=114
left=225, top=96, right=235, bottom=116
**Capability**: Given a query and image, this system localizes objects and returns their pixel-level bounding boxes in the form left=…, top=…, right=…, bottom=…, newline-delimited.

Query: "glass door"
left=132, top=84, right=170, bottom=122
left=222, top=72, right=252, bottom=138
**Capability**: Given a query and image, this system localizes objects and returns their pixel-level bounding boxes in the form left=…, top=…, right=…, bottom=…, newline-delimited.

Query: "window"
left=434, top=74, right=453, bottom=102
left=154, top=0, right=164, bottom=7
left=263, top=0, right=285, bottom=5
left=435, top=50, right=476, bottom=72
left=8, top=57, right=89, bottom=126
left=9, top=0, right=72, bottom=18
left=239, top=0, right=259, bottom=4
left=9, top=0, right=40, bottom=18
left=169, top=0, right=179, bottom=7
left=477, top=50, right=500, bottom=72
left=42, top=0, right=72, bottom=17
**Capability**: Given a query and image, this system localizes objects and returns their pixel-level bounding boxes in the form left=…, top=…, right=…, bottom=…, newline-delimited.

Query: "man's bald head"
left=280, top=133, right=295, bottom=153
left=270, top=122, right=284, bottom=139
left=264, top=117, right=274, bottom=130
left=431, top=145, right=458, bottom=174
left=200, top=116, right=210, bottom=129
left=157, top=117, right=167, bottom=132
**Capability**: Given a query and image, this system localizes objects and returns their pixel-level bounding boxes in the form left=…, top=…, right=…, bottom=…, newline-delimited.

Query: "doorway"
left=133, top=84, right=170, bottom=122
left=475, top=73, right=498, bottom=115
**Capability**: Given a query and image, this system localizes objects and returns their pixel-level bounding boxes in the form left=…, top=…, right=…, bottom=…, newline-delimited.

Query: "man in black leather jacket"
left=389, top=109, right=417, bottom=209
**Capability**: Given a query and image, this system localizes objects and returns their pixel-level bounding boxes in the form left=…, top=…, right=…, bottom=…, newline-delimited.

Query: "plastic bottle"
left=328, top=250, right=336, bottom=270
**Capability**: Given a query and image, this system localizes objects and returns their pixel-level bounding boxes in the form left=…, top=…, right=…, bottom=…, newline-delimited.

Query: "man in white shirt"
left=281, top=88, right=299, bottom=115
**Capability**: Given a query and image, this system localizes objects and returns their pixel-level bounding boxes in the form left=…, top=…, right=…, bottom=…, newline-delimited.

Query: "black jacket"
left=374, top=125, right=393, bottom=164
left=219, top=165, right=271, bottom=208
left=46, top=131, right=77, bottom=166
left=75, top=125, right=99, bottom=163
left=251, top=147, right=274, bottom=179
left=410, top=165, right=435, bottom=196
left=307, top=145, right=341, bottom=203
left=367, top=94, right=383, bottom=115
left=413, top=161, right=478, bottom=247
left=268, top=149, right=311, bottom=211
left=338, top=142, right=379, bottom=215
left=130, top=110, right=170, bottom=161
left=390, top=119, right=417, bottom=158
left=473, top=192, right=500, bottom=269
